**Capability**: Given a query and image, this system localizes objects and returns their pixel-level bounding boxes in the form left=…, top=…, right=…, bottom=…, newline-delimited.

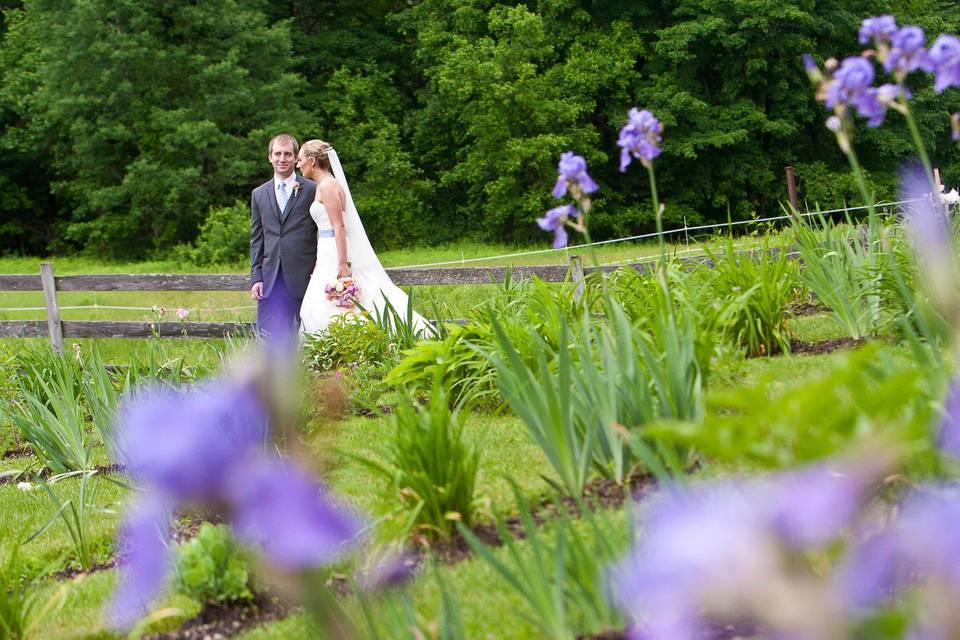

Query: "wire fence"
left=0, top=197, right=921, bottom=317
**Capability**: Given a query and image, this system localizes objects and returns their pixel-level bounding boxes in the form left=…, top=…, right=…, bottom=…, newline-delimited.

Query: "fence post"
left=39, top=262, right=64, bottom=355
left=570, top=255, right=585, bottom=304
left=785, top=165, right=798, bottom=211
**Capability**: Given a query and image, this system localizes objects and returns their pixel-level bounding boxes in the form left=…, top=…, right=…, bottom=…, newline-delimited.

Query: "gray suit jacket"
left=250, top=175, right=318, bottom=300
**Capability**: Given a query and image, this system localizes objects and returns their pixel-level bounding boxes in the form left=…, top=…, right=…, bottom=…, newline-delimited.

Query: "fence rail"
left=0, top=260, right=641, bottom=351
left=0, top=255, right=735, bottom=351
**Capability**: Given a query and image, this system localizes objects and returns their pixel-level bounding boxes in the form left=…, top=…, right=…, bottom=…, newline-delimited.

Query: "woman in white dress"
left=296, top=139, right=429, bottom=335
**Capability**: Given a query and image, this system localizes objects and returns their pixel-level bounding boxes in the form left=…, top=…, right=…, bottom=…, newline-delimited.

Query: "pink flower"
left=176, top=308, right=189, bottom=320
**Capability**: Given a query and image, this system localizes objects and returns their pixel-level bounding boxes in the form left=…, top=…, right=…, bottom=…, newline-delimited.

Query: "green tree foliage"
left=2, top=0, right=960, bottom=256
left=1, top=0, right=309, bottom=257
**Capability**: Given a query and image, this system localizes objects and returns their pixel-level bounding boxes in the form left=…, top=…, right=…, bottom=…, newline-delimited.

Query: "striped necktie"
left=277, top=181, right=289, bottom=217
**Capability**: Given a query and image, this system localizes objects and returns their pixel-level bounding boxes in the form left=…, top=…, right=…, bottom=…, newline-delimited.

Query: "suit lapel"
left=279, top=176, right=302, bottom=225
left=263, top=181, right=283, bottom=226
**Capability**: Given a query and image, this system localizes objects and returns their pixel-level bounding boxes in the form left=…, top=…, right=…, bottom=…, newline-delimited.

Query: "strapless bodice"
left=309, top=201, right=332, bottom=231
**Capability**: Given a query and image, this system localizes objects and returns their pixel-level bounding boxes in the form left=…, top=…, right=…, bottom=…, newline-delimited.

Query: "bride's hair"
left=301, top=139, right=334, bottom=174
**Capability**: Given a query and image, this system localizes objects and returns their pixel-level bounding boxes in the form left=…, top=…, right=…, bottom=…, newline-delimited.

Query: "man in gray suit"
left=250, top=133, right=317, bottom=336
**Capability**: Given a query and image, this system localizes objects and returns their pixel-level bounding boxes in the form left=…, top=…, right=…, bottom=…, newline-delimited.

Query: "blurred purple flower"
left=115, top=381, right=267, bottom=502
left=358, top=551, right=419, bottom=592
left=552, top=152, right=598, bottom=198
left=176, top=308, right=189, bottom=320
left=859, top=15, right=898, bottom=45
left=924, top=34, right=960, bottom=93
left=610, top=484, right=768, bottom=639
left=611, top=463, right=871, bottom=637
left=802, top=53, right=820, bottom=82
left=229, top=457, right=363, bottom=570
left=837, top=489, right=960, bottom=619
left=952, top=113, right=960, bottom=141
left=884, top=26, right=927, bottom=76
left=618, top=108, right=663, bottom=171
left=938, top=381, right=960, bottom=458
left=108, top=496, right=172, bottom=630
left=899, top=164, right=956, bottom=311
left=537, top=204, right=579, bottom=249
left=769, top=465, right=866, bottom=545
left=851, top=84, right=904, bottom=127
left=107, top=377, right=365, bottom=630
left=825, top=57, right=875, bottom=110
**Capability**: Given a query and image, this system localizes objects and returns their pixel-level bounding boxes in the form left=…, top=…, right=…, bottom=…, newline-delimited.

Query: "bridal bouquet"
left=325, top=277, right=361, bottom=310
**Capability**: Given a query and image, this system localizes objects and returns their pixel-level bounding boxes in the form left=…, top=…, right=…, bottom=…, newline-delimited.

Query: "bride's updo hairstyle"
left=301, top=139, right=334, bottom=174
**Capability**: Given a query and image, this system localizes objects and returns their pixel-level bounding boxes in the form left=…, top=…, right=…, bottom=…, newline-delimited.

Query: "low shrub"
left=173, top=523, right=254, bottom=606
left=172, top=201, right=249, bottom=267
left=359, top=387, right=480, bottom=541
left=303, top=315, right=395, bottom=373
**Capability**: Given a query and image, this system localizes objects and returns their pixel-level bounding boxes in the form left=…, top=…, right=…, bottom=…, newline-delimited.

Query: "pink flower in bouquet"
left=324, top=277, right=361, bottom=309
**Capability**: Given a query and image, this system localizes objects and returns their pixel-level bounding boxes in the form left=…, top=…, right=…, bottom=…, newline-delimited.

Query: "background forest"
left=2, top=0, right=960, bottom=259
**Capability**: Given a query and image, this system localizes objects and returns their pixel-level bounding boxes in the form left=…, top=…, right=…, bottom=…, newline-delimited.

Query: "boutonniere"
left=291, top=181, right=301, bottom=196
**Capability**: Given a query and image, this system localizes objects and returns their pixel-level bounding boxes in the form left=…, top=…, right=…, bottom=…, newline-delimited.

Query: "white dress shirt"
left=274, top=173, right=298, bottom=212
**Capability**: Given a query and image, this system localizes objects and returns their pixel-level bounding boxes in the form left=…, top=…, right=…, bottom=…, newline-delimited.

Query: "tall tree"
left=2, top=0, right=310, bottom=257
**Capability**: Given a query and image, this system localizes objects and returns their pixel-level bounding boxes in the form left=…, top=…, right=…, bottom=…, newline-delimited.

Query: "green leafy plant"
left=12, top=349, right=93, bottom=473
left=385, top=322, right=500, bottom=410
left=704, top=238, right=798, bottom=357
left=303, top=315, right=395, bottom=373
left=31, top=471, right=101, bottom=570
left=173, top=523, right=254, bottom=605
left=172, top=200, right=249, bottom=266
left=358, top=387, right=480, bottom=541
left=458, top=484, right=627, bottom=640
left=0, top=535, right=66, bottom=640
left=791, top=213, right=884, bottom=340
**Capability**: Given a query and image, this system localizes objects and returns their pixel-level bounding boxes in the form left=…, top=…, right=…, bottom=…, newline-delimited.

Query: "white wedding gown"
left=299, top=200, right=429, bottom=335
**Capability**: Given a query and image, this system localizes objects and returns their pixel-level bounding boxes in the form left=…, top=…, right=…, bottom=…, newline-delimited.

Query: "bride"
left=296, top=139, right=429, bottom=335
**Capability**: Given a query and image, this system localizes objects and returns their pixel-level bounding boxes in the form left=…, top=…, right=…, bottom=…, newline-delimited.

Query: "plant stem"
left=843, top=147, right=880, bottom=334
left=903, top=106, right=934, bottom=183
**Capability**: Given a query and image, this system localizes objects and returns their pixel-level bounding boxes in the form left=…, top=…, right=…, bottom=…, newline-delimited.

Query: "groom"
left=250, top=133, right=317, bottom=336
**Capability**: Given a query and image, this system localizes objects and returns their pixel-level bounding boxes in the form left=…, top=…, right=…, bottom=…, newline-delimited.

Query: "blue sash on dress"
left=317, top=229, right=335, bottom=238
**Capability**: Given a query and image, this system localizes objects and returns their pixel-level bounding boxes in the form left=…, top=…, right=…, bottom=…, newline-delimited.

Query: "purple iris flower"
left=107, top=496, right=172, bottom=630
left=617, top=108, right=663, bottom=171
left=938, top=381, right=960, bottom=458
left=859, top=15, right=898, bottom=45
left=851, top=84, right=904, bottom=127
left=924, top=34, right=960, bottom=93
left=768, top=465, right=867, bottom=546
left=537, top=204, right=579, bottom=249
left=885, top=26, right=927, bottom=76
left=825, top=57, right=875, bottom=110
left=899, top=164, right=956, bottom=310
left=107, top=377, right=365, bottom=631
left=837, top=488, right=960, bottom=639
left=552, top=152, right=598, bottom=198
left=114, top=381, right=267, bottom=502
left=610, top=463, right=871, bottom=637
left=229, top=457, right=363, bottom=570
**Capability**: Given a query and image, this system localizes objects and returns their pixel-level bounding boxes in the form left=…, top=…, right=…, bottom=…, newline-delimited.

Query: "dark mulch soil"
left=170, top=508, right=226, bottom=545
left=2, top=444, right=32, bottom=459
left=358, top=404, right=394, bottom=418
left=52, top=558, right=117, bottom=581
left=790, top=336, right=864, bottom=355
left=787, top=301, right=829, bottom=317
left=143, top=594, right=288, bottom=640
left=0, top=463, right=125, bottom=485
left=419, top=474, right=656, bottom=565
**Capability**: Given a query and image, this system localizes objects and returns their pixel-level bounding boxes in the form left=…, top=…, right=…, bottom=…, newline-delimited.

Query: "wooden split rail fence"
left=2, top=258, right=682, bottom=354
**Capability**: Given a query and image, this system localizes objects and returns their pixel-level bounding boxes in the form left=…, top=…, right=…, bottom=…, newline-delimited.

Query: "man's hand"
left=251, top=281, right=264, bottom=300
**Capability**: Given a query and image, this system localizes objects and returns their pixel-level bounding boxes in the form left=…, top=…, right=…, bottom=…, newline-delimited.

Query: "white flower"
left=16, top=481, right=32, bottom=492
left=941, top=187, right=960, bottom=207
left=335, top=282, right=345, bottom=293
left=825, top=116, right=843, bottom=132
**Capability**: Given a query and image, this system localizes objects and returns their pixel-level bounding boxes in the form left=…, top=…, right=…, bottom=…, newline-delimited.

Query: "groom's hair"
left=268, top=133, right=299, bottom=155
